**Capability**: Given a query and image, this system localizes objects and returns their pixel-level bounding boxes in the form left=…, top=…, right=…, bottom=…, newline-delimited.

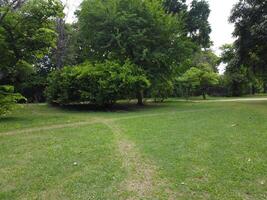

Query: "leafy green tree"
left=193, top=50, right=219, bottom=72
left=163, top=0, right=187, bottom=14
left=178, top=65, right=219, bottom=99
left=78, top=0, right=193, bottom=104
left=186, top=0, right=212, bottom=48
left=163, top=0, right=212, bottom=48
left=52, top=21, right=82, bottom=68
left=230, top=0, right=267, bottom=93
left=45, top=60, right=150, bottom=106
left=220, top=44, right=254, bottom=96
left=150, top=79, right=174, bottom=102
left=0, top=0, right=64, bottom=86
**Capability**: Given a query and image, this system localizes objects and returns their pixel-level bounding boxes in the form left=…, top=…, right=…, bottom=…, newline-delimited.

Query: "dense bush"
left=150, top=80, right=174, bottom=102
left=45, top=60, right=150, bottom=106
left=0, top=85, right=25, bottom=116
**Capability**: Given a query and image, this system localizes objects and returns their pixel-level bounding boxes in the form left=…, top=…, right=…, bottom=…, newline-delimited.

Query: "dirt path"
left=102, top=120, right=176, bottom=200
left=0, top=108, right=218, bottom=137
left=0, top=120, right=100, bottom=136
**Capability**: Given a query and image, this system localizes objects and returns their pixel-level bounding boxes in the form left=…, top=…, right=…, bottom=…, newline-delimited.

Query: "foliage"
left=52, top=21, right=82, bottom=68
left=150, top=79, right=174, bottom=102
left=78, top=0, right=194, bottom=103
left=230, top=0, right=267, bottom=92
left=178, top=64, right=219, bottom=99
left=45, top=60, right=150, bottom=106
left=0, top=85, right=25, bottom=116
left=163, top=0, right=212, bottom=48
left=0, top=0, right=64, bottom=87
left=219, top=44, right=262, bottom=96
left=224, top=64, right=251, bottom=96
left=175, top=49, right=219, bottom=98
left=192, top=50, right=219, bottom=72
left=179, top=49, right=219, bottom=75
left=163, top=0, right=187, bottom=14
left=186, top=0, right=212, bottom=48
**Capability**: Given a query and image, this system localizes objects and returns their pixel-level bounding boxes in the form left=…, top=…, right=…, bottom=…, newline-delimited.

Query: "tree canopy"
left=77, top=0, right=195, bottom=104
left=0, top=0, right=64, bottom=86
left=230, top=0, right=267, bottom=92
left=179, top=64, right=219, bottom=99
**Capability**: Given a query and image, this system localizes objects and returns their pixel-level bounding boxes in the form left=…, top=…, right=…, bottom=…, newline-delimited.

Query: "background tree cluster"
left=0, top=0, right=222, bottom=109
left=0, top=0, right=64, bottom=113
left=220, top=0, right=267, bottom=96
left=1, top=0, right=266, bottom=113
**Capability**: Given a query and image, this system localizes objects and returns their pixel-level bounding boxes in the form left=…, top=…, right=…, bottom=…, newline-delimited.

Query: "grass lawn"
left=0, top=99, right=267, bottom=199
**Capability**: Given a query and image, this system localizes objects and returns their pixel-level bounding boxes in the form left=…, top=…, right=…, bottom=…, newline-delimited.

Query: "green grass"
left=0, top=99, right=267, bottom=199
left=0, top=124, right=125, bottom=200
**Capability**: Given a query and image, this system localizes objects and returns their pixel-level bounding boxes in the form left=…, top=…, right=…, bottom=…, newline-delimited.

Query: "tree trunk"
left=55, top=18, right=66, bottom=69
left=137, top=90, right=144, bottom=106
left=202, top=92, right=206, bottom=100
left=251, top=85, right=256, bottom=95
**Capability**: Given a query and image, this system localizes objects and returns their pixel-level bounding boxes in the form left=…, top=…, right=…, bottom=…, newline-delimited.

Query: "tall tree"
left=0, top=0, right=64, bottom=105
left=0, top=0, right=64, bottom=86
left=78, top=0, right=194, bottom=105
left=230, top=0, right=267, bottom=93
left=163, top=0, right=212, bottom=48
left=186, top=0, right=212, bottom=48
left=220, top=44, right=250, bottom=96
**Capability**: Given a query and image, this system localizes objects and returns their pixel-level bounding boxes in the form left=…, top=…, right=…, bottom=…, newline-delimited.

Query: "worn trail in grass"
left=103, top=120, right=177, bottom=200
left=1, top=110, right=179, bottom=199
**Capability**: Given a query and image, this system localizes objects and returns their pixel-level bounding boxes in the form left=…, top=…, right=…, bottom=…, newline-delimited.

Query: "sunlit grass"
left=0, top=99, right=266, bottom=199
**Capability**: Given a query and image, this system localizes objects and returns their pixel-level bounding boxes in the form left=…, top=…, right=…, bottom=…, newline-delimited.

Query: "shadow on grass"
left=58, top=101, right=175, bottom=113
left=0, top=116, right=29, bottom=123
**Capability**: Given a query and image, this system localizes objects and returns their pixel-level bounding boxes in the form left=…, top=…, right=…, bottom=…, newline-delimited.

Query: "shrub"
left=0, top=85, right=26, bottom=116
left=45, top=60, right=150, bottom=106
left=150, top=80, right=174, bottom=102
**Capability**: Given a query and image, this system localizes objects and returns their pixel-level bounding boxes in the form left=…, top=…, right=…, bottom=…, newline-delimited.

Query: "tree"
left=150, top=79, right=174, bottom=102
left=45, top=60, right=150, bottom=106
left=220, top=44, right=253, bottom=96
left=0, top=0, right=64, bottom=86
left=78, top=0, right=193, bottom=105
left=52, top=22, right=81, bottom=68
left=0, top=0, right=26, bottom=23
left=163, top=0, right=212, bottom=49
left=178, top=65, right=219, bottom=99
left=186, top=0, right=212, bottom=48
left=188, top=50, right=219, bottom=73
left=230, top=0, right=267, bottom=93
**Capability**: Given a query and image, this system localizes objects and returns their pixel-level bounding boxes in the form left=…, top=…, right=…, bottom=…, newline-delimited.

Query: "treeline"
left=0, top=0, right=266, bottom=111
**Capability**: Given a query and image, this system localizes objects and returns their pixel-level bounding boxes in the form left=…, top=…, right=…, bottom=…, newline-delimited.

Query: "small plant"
left=0, top=85, right=26, bottom=116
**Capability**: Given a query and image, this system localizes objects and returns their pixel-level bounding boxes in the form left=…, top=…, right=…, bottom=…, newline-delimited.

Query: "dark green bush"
left=150, top=80, right=174, bottom=102
left=0, top=85, right=26, bottom=116
left=45, top=60, right=150, bottom=106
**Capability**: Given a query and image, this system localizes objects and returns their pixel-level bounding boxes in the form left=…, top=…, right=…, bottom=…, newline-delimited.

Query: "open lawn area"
left=0, top=99, right=267, bottom=200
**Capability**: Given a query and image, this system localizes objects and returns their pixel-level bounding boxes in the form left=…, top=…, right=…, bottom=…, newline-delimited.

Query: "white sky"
left=61, top=0, right=239, bottom=73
